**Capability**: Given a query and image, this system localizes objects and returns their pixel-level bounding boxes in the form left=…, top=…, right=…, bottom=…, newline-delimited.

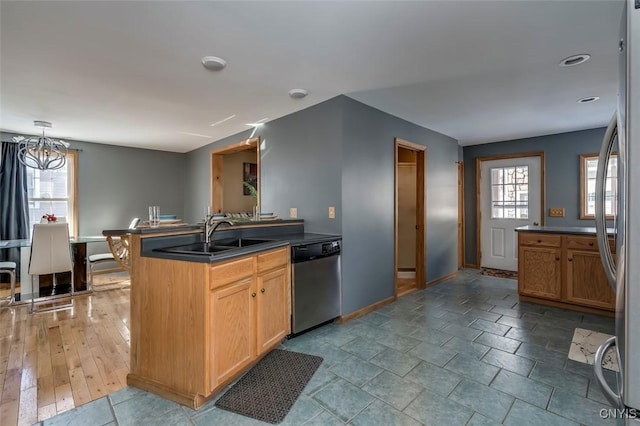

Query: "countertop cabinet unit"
left=209, top=249, right=290, bottom=390
left=517, top=229, right=615, bottom=316
left=518, top=234, right=562, bottom=300
left=565, top=236, right=615, bottom=310
left=127, top=240, right=291, bottom=409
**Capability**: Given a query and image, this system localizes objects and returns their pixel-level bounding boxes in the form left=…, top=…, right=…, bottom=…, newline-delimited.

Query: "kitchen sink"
left=155, top=238, right=274, bottom=256
left=156, top=242, right=237, bottom=255
left=215, top=238, right=274, bottom=247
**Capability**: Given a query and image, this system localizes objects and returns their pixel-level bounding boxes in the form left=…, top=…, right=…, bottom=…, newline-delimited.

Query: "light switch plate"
left=290, top=207, right=298, bottom=219
left=549, top=207, right=565, bottom=217
left=329, top=206, right=335, bottom=219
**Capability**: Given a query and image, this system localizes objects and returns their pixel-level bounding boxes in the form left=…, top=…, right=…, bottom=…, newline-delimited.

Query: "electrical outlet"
left=549, top=207, right=565, bottom=217
left=328, top=206, right=335, bottom=219
left=290, top=207, right=297, bottom=219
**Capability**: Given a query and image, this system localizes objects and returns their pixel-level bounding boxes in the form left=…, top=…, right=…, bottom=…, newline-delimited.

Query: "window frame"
left=579, top=152, right=616, bottom=220
left=26, top=150, right=78, bottom=237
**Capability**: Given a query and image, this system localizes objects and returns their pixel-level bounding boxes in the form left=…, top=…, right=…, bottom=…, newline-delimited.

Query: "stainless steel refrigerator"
left=594, top=0, right=640, bottom=421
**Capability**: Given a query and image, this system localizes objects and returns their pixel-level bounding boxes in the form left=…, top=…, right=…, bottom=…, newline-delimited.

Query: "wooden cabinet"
left=518, top=246, right=562, bottom=299
left=210, top=277, right=255, bottom=388
left=517, top=232, right=615, bottom=315
left=210, top=247, right=291, bottom=389
left=566, top=248, right=615, bottom=310
left=128, top=243, right=291, bottom=409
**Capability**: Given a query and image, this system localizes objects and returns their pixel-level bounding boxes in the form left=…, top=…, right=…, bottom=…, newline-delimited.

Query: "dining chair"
left=28, top=223, right=74, bottom=313
left=88, top=217, right=138, bottom=290
left=0, top=261, right=16, bottom=306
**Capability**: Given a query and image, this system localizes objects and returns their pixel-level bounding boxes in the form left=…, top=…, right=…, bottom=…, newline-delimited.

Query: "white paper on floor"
left=568, top=327, right=619, bottom=372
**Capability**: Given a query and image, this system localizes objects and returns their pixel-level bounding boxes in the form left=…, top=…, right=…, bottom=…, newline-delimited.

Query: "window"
left=580, top=153, right=617, bottom=219
left=490, top=165, right=529, bottom=219
left=26, top=151, right=78, bottom=236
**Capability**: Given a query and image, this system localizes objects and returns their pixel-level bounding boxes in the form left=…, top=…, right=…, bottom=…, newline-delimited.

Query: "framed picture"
left=243, top=162, right=258, bottom=195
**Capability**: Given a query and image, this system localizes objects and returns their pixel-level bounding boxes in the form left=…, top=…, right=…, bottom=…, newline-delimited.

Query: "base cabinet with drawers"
left=127, top=243, right=291, bottom=409
left=517, top=231, right=615, bottom=315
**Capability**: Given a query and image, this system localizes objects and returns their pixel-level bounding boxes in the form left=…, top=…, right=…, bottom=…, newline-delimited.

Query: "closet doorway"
left=394, top=138, right=426, bottom=296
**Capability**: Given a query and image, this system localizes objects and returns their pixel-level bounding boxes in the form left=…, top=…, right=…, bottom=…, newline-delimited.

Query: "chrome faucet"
left=203, top=216, right=234, bottom=244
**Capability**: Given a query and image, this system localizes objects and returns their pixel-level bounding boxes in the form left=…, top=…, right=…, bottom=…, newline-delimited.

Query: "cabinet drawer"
left=566, top=235, right=615, bottom=252
left=519, top=233, right=561, bottom=248
left=210, top=256, right=254, bottom=290
left=257, top=247, right=288, bottom=273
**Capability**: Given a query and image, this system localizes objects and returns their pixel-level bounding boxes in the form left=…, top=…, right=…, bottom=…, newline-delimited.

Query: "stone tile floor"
left=39, top=269, right=620, bottom=425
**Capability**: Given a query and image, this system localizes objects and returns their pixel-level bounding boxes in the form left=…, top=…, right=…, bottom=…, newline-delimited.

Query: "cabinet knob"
left=556, top=257, right=560, bottom=261
left=568, top=258, right=573, bottom=262
left=251, top=292, right=256, bottom=298
left=589, top=242, right=594, bottom=246
left=537, top=240, right=542, bottom=243
left=260, top=288, right=265, bottom=293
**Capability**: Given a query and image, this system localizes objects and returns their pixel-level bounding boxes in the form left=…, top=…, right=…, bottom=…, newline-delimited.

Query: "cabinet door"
left=566, top=249, right=615, bottom=310
left=256, top=266, right=290, bottom=355
left=210, top=277, right=255, bottom=389
left=518, top=246, right=561, bottom=299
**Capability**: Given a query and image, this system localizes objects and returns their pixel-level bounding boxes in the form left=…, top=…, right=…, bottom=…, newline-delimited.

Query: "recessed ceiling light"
left=245, top=122, right=265, bottom=127
left=289, top=89, right=308, bottom=99
left=559, top=54, right=591, bottom=67
left=201, top=56, right=227, bottom=71
left=577, top=96, right=600, bottom=103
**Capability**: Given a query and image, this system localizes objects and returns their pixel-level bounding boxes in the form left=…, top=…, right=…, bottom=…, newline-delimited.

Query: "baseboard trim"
left=338, top=295, right=396, bottom=323
left=519, top=295, right=615, bottom=317
left=426, top=271, right=458, bottom=287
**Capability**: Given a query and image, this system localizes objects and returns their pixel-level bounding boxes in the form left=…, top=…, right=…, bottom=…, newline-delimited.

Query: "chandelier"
left=14, top=121, right=68, bottom=170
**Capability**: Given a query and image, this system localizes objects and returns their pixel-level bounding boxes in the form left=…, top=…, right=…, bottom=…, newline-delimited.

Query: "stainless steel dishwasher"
left=291, top=240, right=341, bottom=334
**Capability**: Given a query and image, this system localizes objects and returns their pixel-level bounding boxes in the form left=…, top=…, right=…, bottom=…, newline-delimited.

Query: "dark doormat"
left=481, top=267, right=518, bottom=280
left=215, top=349, right=323, bottom=424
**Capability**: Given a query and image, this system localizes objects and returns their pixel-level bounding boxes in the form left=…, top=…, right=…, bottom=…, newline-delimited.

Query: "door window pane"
left=490, top=165, right=529, bottom=219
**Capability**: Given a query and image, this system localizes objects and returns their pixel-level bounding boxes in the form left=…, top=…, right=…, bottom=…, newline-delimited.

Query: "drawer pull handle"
left=261, top=288, right=265, bottom=293
left=537, top=240, right=542, bottom=243
left=251, top=292, right=256, bottom=298
left=589, top=242, right=594, bottom=246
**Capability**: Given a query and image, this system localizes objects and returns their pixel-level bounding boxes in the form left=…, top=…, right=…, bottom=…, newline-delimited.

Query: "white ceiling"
left=0, top=1, right=625, bottom=153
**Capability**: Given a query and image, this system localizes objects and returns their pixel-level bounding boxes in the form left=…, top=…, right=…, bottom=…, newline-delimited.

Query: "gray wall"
left=462, top=127, right=606, bottom=266
left=183, top=95, right=459, bottom=316
left=1, top=131, right=186, bottom=254
left=341, top=97, right=459, bottom=314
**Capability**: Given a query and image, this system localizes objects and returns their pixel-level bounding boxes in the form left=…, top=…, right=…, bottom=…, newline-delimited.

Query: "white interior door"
left=481, top=156, right=541, bottom=271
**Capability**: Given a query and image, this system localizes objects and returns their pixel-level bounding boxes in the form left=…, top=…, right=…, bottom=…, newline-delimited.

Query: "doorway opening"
left=210, top=137, right=260, bottom=215
left=394, top=138, right=426, bottom=296
left=458, top=161, right=465, bottom=269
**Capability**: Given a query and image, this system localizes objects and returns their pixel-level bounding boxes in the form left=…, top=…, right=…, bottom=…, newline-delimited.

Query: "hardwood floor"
left=0, top=287, right=130, bottom=425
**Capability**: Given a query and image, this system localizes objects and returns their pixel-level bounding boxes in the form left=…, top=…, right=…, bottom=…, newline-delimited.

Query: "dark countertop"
left=140, top=228, right=341, bottom=264
left=515, top=225, right=616, bottom=235
left=259, top=232, right=341, bottom=246
left=103, top=219, right=304, bottom=236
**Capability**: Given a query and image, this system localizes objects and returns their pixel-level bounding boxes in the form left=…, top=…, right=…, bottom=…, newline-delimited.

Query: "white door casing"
left=480, top=156, right=542, bottom=271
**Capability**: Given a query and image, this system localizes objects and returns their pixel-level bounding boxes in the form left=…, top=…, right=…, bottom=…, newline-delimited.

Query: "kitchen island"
left=103, top=220, right=342, bottom=409
left=103, top=220, right=338, bottom=409
left=515, top=226, right=615, bottom=317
